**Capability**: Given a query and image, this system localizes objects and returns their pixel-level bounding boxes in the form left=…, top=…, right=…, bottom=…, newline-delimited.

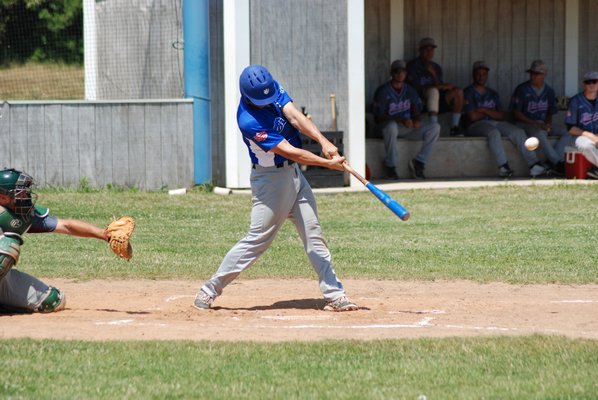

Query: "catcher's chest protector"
left=0, top=206, right=33, bottom=235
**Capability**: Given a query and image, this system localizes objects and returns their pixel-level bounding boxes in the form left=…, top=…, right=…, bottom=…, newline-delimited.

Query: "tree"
left=0, top=0, right=83, bottom=65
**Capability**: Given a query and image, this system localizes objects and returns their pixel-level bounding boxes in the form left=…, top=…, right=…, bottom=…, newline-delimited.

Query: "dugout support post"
left=183, top=0, right=212, bottom=185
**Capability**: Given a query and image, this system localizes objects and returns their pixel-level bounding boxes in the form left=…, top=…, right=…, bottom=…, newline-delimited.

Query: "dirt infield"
left=1, top=279, right=597, bottom=341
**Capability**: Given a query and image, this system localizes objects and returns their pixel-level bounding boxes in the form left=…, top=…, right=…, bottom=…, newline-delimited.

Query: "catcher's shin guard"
left=37, top=287, right=66, bottom=313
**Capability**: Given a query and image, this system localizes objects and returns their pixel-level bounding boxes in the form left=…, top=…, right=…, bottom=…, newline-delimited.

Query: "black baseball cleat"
left=547, top=161, right=565, bottom=177
left=449, top=126, right=465, bottom=137
left=498, top=163, right=514, bottom=178
left=587, top=166, right=598, bottom=179
left=385, top=166, right=399, bottom=180
left=409, top=159, right=426, bottom=180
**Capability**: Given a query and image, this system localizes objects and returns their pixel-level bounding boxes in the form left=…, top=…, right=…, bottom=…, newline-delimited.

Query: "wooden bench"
left=365, top=111, right=567, bottom=180
left=366, top=136, right=560, bottom=179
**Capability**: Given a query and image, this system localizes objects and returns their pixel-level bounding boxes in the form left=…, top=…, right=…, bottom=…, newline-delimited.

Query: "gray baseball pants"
left=574, top=136, right=598, bottom=166
left=468, top=120, right=539, bottom=167
left=515, top=122, right=568, bottom=165
left=200, top=163, right=346, bottom=301
left=0, top=269, right=50, bottom=312
left=379, top=120, right=441, bottom=168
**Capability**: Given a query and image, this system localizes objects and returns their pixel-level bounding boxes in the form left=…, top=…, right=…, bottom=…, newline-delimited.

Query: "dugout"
left=2, top=0, right=597, bottom=190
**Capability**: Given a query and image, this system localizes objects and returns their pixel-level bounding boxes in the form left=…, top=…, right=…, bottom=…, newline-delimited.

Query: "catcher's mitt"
left=105, top=216, right=135, bottom=261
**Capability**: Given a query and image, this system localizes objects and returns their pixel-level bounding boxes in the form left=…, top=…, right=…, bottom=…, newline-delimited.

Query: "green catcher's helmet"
left=0, top=168, right=36, bottom=216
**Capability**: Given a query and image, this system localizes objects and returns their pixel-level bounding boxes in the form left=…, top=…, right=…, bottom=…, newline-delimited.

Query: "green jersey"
left=0, top=205, right=53, bottom=236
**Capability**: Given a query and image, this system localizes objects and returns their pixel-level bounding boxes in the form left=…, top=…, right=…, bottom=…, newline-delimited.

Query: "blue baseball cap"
left=583, top=71, right=598, bottom=81
left=239, top=64, right=280, bottom=106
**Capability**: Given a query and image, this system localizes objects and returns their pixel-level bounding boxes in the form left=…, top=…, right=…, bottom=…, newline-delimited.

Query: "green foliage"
left=0, top=0, right=83, bottom=65
left=1, top=337, right=597, bottom=399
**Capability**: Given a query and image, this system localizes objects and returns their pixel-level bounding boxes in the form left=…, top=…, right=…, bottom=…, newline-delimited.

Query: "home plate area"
left=1, top=279, right=597, bottom=342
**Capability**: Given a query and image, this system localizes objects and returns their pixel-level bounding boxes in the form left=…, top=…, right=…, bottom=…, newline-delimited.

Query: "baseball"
left=525, top=137, right=539, bottom=151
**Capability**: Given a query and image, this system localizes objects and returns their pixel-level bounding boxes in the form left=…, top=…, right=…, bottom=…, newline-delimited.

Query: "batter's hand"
left=321, top=142, right=340, bottom=159
left=329, top=155, right=346, bottom=171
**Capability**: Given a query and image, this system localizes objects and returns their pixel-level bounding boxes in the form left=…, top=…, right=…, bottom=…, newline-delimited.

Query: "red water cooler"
left=564, top=146, right=592, bottom=179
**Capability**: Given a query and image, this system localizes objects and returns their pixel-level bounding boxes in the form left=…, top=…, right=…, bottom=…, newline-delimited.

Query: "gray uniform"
left=201, top=163, right=346, bottom=301
left=464, top=84, right=541, bottom=168
left=199, top=84, right=347, bottom=303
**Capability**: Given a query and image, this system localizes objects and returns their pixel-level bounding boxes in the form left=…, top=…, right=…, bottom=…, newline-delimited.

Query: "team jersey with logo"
left=372, top=81, right=422, bottom=121
left=565, top=93, right=598, bottom=133
left=464, top=84, right=503, bottom=120
left=406, top=57, right=444, bottom=95
left=0, top=204, right=57, bottom=236
left=237, top=84, right=302, bottom=167
left=510, top=81, right=557, bottom=122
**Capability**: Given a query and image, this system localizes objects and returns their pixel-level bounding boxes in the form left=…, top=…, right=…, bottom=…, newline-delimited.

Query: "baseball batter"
left=194, top=64, right=358, bottom=312
left=0, top=168, right=128, bottom=313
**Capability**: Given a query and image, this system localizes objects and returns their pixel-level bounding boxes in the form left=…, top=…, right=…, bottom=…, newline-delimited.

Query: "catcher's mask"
left=0, top=168, right=37, bottom=216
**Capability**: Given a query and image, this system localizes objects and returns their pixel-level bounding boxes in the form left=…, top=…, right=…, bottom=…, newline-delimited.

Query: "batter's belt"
left=252, top=160, right=295, bottom=169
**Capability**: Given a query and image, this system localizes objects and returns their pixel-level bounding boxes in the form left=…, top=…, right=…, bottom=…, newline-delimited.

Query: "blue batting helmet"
left=239, top=64, right=279, bottom=106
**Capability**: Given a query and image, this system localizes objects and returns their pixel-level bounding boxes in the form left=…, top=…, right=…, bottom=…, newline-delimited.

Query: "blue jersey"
left=371, top=81, right=422, bottom=120
left=565, top=93, right=598, bottom=133
left=406, top=57, right=443, bottom=95
left=237, top=84, right=302, bottom=167
left=510, top=81, right=557, bottom=122
left=463, top=84, right=502, bottom=120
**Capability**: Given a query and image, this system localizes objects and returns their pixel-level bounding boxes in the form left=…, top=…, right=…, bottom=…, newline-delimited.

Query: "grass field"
left=2, top=184, right=597, bottom=398
left=0, top=62, right=83, bottom=100
left=21, top=184, right=598, bottom=283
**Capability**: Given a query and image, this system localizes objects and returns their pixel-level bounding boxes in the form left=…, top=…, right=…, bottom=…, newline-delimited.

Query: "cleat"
left=587, top=166, right=598, bottom=179
left=193, top=290, right=214, bottom=310
left=529, top=163, right=547, bottom=177
left=409, top=159, right=426, bottom=180
left=323, top=296, right=358, bottom=312
left=385, top=166, right=399, bottom=180
left=498, top=165, right=514, bottom=178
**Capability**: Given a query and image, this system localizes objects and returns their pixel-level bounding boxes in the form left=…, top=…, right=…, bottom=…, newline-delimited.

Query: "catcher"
left=0, top=168, right=135, bottom=313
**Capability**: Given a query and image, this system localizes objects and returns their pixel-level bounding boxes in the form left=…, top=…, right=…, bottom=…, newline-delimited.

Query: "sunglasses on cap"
left=584, top=79, right=598, bottom=85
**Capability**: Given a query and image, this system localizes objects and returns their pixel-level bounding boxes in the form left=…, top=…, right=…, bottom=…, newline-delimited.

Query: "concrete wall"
left=0, top=100, right=194, bottom=190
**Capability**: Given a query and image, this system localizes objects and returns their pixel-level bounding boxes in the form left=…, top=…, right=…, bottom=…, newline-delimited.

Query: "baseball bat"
left=330, top=94, right=337, bottom=131
left=343, top=162, right=410, bottom=221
